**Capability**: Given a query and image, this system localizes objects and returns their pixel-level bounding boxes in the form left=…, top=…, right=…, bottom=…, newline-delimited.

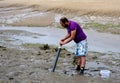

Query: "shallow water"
left=0, top=26, right=120, bottom=53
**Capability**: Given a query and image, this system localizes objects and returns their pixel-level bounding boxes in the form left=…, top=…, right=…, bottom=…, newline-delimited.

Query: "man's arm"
left=61, top=33, right=71, bottom=41
left=60, top=30, right=76, bottom=45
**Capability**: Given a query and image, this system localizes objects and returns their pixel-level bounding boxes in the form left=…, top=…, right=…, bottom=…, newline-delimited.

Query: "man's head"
left=60, top=17, right=69, bottom=28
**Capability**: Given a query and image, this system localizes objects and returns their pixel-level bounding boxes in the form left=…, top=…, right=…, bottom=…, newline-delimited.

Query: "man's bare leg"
left=80, top=56, right=86, bottom=75
left=76, top=57, right=81, bottom=71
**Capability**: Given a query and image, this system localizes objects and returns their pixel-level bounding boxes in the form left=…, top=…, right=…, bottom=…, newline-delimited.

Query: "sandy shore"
left=1, top=0, right=120, bottom=16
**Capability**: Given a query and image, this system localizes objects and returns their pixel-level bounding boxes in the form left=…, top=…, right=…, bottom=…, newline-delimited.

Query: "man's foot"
left=79, top=67, right=84, bottom=75
left=76, top=65, right=80, bottom=71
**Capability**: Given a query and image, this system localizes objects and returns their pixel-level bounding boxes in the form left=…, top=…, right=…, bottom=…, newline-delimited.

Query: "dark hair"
left=60, top=17, right=69, bottom=23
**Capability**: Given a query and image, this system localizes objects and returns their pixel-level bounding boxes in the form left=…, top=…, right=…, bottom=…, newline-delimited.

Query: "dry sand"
left=0, top=0, right=120, bottom=16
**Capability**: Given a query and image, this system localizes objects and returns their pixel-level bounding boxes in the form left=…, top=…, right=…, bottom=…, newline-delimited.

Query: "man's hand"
left=60, top=39, right=65, bottom=42
left=59, top=40, right=65, bottom=46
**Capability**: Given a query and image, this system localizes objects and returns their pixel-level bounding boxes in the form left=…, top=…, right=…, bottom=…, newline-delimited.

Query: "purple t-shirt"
left=66, top=21, right=87, bottom=43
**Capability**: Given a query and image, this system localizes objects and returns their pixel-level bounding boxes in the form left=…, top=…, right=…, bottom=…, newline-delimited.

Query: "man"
left=59, top=17, right=88, bottom=75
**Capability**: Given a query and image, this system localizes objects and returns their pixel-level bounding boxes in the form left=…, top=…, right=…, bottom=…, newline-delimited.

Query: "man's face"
left=60, top=21, right=68, bottom=28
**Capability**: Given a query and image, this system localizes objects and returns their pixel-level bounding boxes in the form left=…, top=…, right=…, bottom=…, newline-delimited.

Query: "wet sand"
left=0, top=27, right=120, bottom=83
left=0, top=42, right=119, bottom=83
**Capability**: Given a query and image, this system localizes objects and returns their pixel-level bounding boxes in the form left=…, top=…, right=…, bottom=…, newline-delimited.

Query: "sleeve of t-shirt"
left=71, top=23, right=77, bottom=31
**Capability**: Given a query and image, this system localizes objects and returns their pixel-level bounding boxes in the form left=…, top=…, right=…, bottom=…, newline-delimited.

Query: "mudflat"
left=0, top=0, right=120, bottom=83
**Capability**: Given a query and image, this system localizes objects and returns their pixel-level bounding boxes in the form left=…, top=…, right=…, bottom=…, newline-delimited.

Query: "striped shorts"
left=75, top=39, right=88, bottom=57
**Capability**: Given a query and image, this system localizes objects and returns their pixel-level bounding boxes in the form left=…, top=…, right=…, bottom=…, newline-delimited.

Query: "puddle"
left=48, top=61, right=111, bottom=78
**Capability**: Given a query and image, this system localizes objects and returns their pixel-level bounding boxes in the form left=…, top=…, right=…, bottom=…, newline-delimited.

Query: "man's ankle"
left=76, top=65, right=80, bottom=71
left=80, top=67, right=85, bottom=75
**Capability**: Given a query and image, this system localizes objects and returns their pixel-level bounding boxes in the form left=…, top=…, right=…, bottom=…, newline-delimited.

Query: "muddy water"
left=0, top=26, right=120, bottom=53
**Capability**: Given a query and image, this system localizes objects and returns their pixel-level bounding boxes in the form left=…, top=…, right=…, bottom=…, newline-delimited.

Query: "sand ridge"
left=0, top=0, right=120, bottom=16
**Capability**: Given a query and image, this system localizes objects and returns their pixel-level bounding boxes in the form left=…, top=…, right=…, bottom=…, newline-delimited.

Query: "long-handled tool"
left=52, top=46, right=61, bottom=72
